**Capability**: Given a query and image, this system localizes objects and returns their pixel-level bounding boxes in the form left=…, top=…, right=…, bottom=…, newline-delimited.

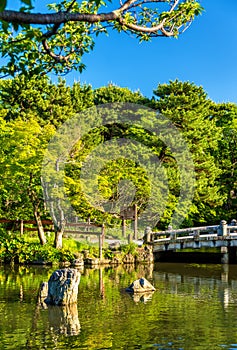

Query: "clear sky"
left=7, top=0, right=237, bottom=104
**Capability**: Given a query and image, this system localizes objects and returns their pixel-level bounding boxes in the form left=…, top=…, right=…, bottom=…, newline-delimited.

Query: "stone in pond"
left=126, top=277, right=156, bottom=293
left=45, top=268, right=80, bottom=306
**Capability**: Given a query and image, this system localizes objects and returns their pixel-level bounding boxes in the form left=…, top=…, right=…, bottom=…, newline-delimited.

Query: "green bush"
left=0, top=231, right=78, bottom=264
left=103, top=249, right=114, bottom=259
left=0, top=229, right=140, bottom=264
left=120, top=242, right=138, bottom=256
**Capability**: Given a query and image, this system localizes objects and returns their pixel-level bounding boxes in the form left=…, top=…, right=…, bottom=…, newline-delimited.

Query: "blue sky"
left=8, top=1, right=237, bottom=103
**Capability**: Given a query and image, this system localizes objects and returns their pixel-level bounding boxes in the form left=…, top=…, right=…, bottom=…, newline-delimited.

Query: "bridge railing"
left=144, top=220, right=237, bottom=244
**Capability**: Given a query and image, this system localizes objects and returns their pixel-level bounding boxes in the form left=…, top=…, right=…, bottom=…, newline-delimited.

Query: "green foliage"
left=153, top=80, right=226, bottom=226
left=103, top=242, right=139, bottom=260
left=0, top=231, right=78, bottom=264
left=0, top=75, right=92, bottom=127
left=159, top=0, right=203, bottom=37
left=120, top=242, right=138, bottom=256
left=0, top=1, right=7, bottom=12
left=94, top=85, right=148, bottom=105
left=1, top=76, right=237, bottom=245
left=0, top=1, right=100, bottom=76
left=64, top=86, right=155, bottom=226
left=103, top=248, right=114, bottom=259
left=210, top=103, right=237, bottom=221
left=0, top=1, right=202, bottom=77
left=0, top=75, right=95, bottom=247
left=0, top=116, right=55, bottom=220
left=1, top=0, right=33, bottom=12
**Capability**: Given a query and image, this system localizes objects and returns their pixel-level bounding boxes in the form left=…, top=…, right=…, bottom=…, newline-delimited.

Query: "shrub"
left=120, top=242, right=138, bottom=256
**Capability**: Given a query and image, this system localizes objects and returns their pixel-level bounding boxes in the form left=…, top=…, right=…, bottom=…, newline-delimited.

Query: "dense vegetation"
left=0, top=76, right=237, bottom=257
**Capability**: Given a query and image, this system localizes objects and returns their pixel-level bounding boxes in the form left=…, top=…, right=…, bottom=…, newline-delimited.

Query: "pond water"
left=1, top=262, right=237, bottom=349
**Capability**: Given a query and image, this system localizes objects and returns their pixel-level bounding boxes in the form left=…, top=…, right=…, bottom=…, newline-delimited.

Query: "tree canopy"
left=0, top=0, right=202, bottom=76
left=1, top=76, right=237, bottom=247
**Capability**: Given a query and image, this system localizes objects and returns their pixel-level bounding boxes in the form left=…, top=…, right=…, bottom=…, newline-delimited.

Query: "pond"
left=1, top=262, right=237, bottom=349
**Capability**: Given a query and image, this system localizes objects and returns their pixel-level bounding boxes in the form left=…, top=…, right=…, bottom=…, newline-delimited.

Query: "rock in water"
left=126, top=277, right=156, bottom=293
left=45, top=268, right=80, bottom=306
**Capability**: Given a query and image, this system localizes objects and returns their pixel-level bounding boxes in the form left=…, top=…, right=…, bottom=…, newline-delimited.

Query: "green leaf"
left=21, top=0, right=32, bottom=6
left=0, top=0, right=7, bottom=12
left=12, top=22, right=19, bottom=31
left=2, top=20, right=10, bottom=32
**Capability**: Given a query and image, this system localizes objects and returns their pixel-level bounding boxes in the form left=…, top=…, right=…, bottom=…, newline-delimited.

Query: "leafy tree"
left=65, top=133, right=155, bottom=227
left=153, top=80, right=225, bottom=226
left=0, top=75, right=93, bottom=127
left=62, top=86, right=157, bottom=229
left=0, top=116, right=55, bottom=245
left=94, top=84, right=148, bottom=105
left=61, top=81, right=232, bottom=231
left=64, top=101, right=183, bottom=230
left=210, top=103, right=237, bottom=221
left=0, top=74, right=95, bottom=248
left=2, top=76, right=235, bottom=247
left=71, top=80, right=94, bottom=113
left=0, top=0, right=203, bottom=76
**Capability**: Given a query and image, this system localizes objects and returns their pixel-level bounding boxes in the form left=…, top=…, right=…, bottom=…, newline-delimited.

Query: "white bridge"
left=145, top=220, right=237, bottom=263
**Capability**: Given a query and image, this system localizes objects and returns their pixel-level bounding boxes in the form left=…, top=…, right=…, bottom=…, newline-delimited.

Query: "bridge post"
left=168, top=225, right=176, bottom=240
left=144, top=226, right=152, bottom=243
left=218, top=220, right=227, bottom=236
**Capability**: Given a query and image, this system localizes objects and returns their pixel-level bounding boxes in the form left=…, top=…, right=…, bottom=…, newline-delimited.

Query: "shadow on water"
left=153, top=261, right=237, bottom=280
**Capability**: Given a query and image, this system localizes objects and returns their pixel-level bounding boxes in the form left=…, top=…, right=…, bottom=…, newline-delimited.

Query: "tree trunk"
left=53, top=194, right=66, bottom=249
left=34, top=210, right=47, bottom=245
left=54, top=229, right=63, bottom=249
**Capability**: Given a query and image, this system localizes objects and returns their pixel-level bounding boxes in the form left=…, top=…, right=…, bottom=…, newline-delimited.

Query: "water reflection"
left=153, top=263, right=237, bottom=310
left=129, top=291, right=155, bottom=303
left=48, top=304, right=80, bottom=336
left=1, top=263, right=237, bottom=349
left=99, top=267, right=105, bottom=299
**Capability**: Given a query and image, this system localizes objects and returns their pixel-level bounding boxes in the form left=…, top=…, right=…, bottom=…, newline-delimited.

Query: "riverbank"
left=0, top=229, right=153, bottom=266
